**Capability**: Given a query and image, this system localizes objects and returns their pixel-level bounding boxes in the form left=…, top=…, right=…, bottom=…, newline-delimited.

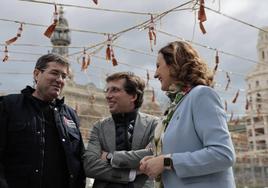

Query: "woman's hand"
left=140, top=155, right=165, bottom=178
left=140, top=156, right=154, bottom=173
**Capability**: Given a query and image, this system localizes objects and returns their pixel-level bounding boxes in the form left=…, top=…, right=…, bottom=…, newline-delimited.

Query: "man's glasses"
left=40, top=69, right=68, bottom=80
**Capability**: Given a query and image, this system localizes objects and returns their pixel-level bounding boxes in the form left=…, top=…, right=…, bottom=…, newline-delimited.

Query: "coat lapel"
left=132, top=113, right=147, bottom=150
left=102, top=117, right=116, bottom=151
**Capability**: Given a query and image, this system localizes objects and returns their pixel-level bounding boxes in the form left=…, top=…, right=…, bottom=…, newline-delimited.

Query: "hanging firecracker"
left=44, top=4, right=59, bottom=38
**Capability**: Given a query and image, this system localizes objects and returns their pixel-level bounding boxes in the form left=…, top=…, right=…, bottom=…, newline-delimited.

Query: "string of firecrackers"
left=1, top=1, right=199, bottom=60
left=198, top=0, right=207, bottom=34
left=0, top=38, right=257, bottom=80
left=81, top=48, right=91, bottom=72
left=2, top=46, right=9, bottom=63
left=105, top=34, right=118, bottom=66
left=2, top=23, right=24, bottom=62
left=0, top=17, right=109, bottom=36
left=0, top=47, right=251, bottom=100
left=0, top=47, right=250, bottom=100
left=213, top=50, right=219, bottom=75
left=148, top=14, right=156, bottom=52
left=68, top=1, right=192, bottom=57
left=146, top=69, right=150, bottom=87
left=157, top=29, right=259, bottom=65
left=5, top=23, right=23, bottom=45
left=76, top=45, right=105, bottom=71
left=44, top=4, right=59, bottom=38
left=92, top=0, right=98, bottom=5
left=232, top=89, right=240, bottom=104
left=214, top=83, right=246, bottom=95
left=21, top=0, right=268, bottom=37
left=225, top=72, right=231, bottom=91
left=245, top=97, right=249, bottom=111
left=91, top=43, right=257, bottom=81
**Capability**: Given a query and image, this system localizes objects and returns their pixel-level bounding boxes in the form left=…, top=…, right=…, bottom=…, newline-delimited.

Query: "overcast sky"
left=1, top=0, right=268, bottom=117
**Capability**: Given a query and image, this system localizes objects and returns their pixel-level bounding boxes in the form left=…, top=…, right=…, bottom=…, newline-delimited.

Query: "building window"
left=249, top=141, right=254, bottom=150
left=256, top=140, right=266, bottom=150
left=256, top=93, right=262, bottom=102
left=255, top=128, right=264, bottom=136
left=248, top=129, right=252, bottom=137
left=256, top=80, right=260, bottom=87
left=246, top=118, right=251, bottom=125
left=254, top=116, right=263, bottom=122
left=262, top=51, right=265, bottom=59
left=257, top=104, right=262, bottom=111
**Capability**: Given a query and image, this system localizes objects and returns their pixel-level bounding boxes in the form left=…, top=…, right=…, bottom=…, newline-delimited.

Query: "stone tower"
left=51, top=6, right=71, bottom=56
left=245, top=26, right=268, bottom=151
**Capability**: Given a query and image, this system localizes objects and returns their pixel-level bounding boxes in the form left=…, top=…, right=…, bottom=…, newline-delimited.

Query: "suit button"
left=37, top=131, right=41, bottom=135
left=54, top=107, right=58, bottom=111
left=35, top=169, right=39, bottom=173
left=70, top=174, right=74, bottom=178
left=62, top=138, right=66, bottom=142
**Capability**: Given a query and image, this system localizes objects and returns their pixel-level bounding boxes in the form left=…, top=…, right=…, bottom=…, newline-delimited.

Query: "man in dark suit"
left=83, top=72, right=158, bottom=188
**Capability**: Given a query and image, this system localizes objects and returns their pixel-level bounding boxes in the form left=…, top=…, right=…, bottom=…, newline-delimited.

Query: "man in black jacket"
left=0, top=54, right=85, bottom=188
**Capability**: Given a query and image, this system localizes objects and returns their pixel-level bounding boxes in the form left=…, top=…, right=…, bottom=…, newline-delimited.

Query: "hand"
left=140, top=155, right=154, bottom=173
left=145, top=142, right=154, bottom=154
left=140, top=155, right=165, bottom=178
left=101, top=151, right=108, bottom=160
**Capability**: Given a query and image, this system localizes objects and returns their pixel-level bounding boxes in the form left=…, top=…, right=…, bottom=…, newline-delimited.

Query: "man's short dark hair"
left=106, top=72, right=145, bottom=109
left=35, top=53, right=69, bottom=72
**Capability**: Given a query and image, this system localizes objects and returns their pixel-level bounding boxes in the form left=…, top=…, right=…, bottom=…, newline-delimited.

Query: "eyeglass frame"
left=39, top=68, right=69, bottom=81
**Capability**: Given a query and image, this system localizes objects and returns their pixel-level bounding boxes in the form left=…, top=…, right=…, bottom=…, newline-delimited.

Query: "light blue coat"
left=162, top=85, right=236, bottom=188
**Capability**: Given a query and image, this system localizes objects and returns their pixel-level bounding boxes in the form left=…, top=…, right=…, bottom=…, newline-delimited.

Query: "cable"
left=19, top=0, right=156, bottom=16
left=0, top=18, right=108, bottom=36
left=157, top=29, right=259, bottom=64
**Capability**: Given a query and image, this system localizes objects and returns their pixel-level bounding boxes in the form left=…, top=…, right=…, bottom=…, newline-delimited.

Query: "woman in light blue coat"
left=140, top=41, right=236, bottom=188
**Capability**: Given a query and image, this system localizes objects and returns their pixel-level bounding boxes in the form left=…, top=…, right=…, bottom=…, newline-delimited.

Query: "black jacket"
left=0, top=86, right=85, bottom=188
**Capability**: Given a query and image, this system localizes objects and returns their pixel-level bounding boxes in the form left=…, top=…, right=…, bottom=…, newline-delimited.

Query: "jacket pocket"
left=68, top=127, right=80, bottom=140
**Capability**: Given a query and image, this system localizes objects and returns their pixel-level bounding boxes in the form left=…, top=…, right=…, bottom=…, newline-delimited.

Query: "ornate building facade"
left=246, top=26, right=268, bottom=152
left=242, top=26, right=268, bottom=186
